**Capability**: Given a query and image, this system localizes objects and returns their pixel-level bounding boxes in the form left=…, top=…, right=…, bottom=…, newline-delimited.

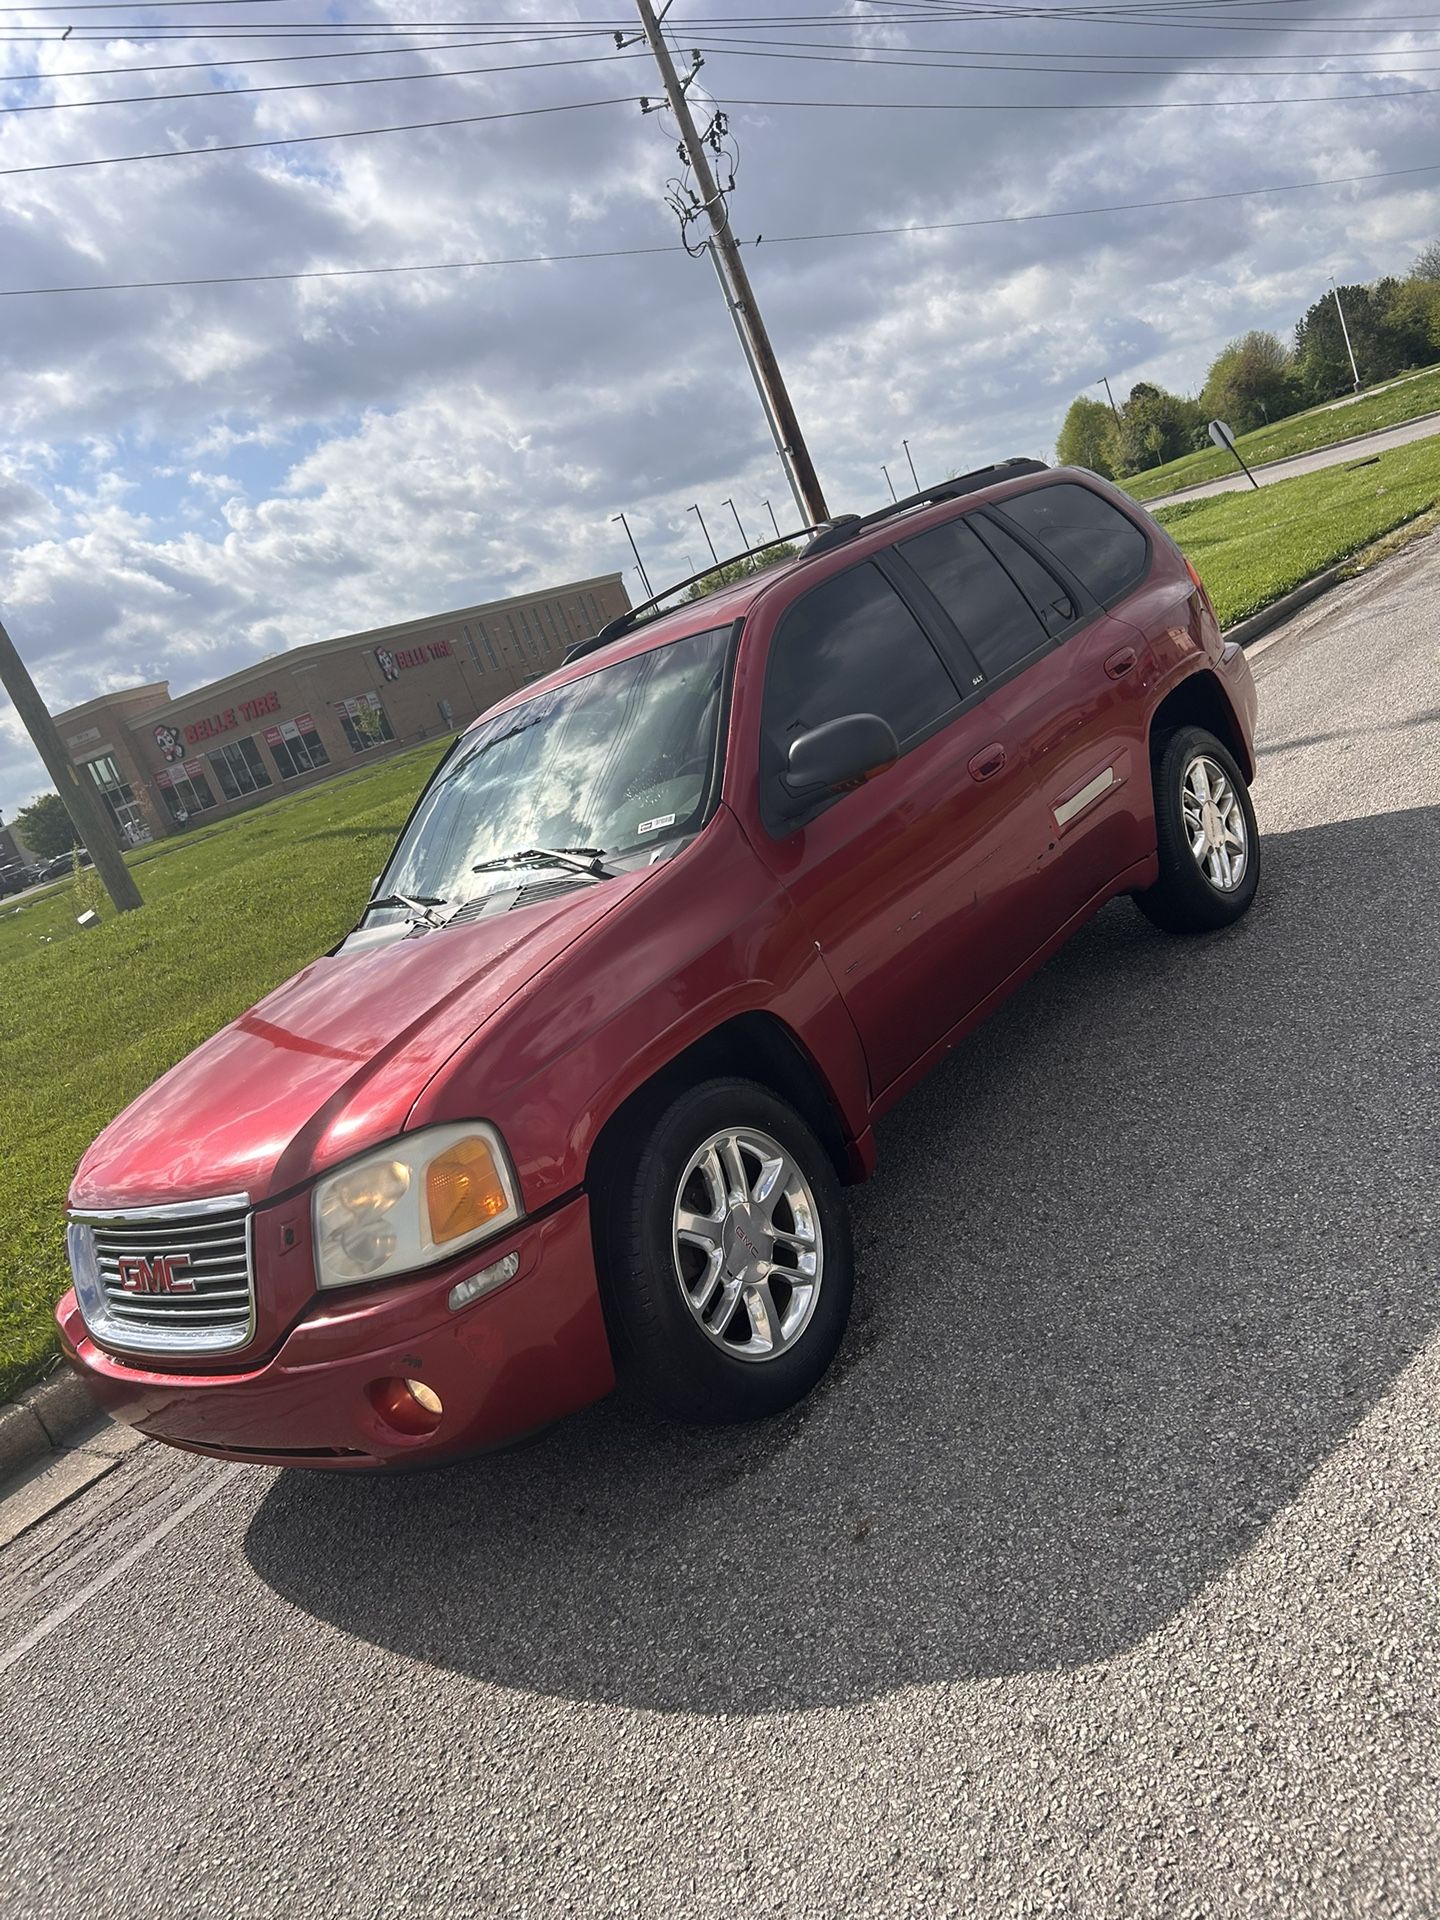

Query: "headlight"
left=312, top=1122, right=522, bottom=1289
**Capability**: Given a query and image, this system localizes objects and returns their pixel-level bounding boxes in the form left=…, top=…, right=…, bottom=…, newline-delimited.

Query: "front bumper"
left=55, top=1194, right=615, bottom=1470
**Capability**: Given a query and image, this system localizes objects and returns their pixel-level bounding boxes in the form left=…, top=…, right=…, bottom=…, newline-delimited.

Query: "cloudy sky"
left=1, top=0, right=1436, bottom=820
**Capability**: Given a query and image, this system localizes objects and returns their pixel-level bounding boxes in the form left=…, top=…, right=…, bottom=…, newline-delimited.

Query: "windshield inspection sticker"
left=637, top=813, right=677, bottom=835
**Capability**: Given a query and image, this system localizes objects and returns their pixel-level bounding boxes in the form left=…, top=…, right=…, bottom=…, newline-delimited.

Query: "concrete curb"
left=1224, top=564, right=1348, bottom=650
left=1142, top=406, right=1440, bottom=509
left=0, top=1367, right=103, bottom=1486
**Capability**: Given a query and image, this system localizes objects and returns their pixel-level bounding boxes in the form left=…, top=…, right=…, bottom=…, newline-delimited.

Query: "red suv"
left=58, top=463, right=1259, bottom=1469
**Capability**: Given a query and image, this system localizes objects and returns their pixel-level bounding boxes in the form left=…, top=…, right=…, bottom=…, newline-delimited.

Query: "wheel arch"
left=585, top=1010, right=864, bottom=1210
left=1148, top=667, right=1255, bottom=783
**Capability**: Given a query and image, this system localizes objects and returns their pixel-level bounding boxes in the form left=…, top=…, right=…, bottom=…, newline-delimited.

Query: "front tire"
left=599, top=1077, right=854, bottom=1424
left=1135, top=724, right=1260, bottom=934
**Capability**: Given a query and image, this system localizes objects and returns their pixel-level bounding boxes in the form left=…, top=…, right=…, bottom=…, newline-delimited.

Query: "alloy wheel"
left=671, top=1127, right=824, bottom=1362
left=1182, top=753, right=1249, bottom=892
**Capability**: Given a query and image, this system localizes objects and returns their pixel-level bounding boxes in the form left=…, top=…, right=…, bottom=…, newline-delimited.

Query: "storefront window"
left=85, top=754, right=149, bottom=842
left=156, top=763, right=216, bottom=822
left=265, top=714, right=330, bottom=779
left=334, top=693, right=396, bottom=754
left=208, top=736, right=272, bottom=801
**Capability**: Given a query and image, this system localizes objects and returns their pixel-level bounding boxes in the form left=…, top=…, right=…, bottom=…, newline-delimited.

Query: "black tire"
left=1134, top=724, right=1260, bottom=934
left=598, top=1077, right=854, bottom=1424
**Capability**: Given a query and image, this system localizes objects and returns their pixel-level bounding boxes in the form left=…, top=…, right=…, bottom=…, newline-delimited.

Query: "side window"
left=971, top=516, right=1075, bottom=638
left=898, top=516, right=1048, bottom=680
left=764, top=562, right=960, bottom=764
left=997, top=482, right=1149, bottom=604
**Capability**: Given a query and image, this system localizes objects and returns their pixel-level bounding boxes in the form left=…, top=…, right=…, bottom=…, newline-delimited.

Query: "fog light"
left=448, top=1250, right=520, bottom=1312
left=367, top=1375, right=444, bottom=1437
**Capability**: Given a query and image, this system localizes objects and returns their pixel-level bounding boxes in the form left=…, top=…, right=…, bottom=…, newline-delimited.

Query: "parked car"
left=0, top=864, right=36, bottom=898
left=58, top=462, right=1259, bottom=1470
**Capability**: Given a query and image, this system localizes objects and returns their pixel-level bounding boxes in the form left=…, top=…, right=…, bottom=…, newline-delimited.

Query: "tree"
left=1200, top=330, right=1296, bottom=435
left=1413, top=239, right=1440, bottom=283
left=1293, top=283, right=1403, bottom=400
left=1378, top=273, right=1440, bottom=367
left=1109, top=382, right=1206, bottom=473
left=14, top=791, right=81, bottom=860
left=1055, top=395, right=1116, bottom=476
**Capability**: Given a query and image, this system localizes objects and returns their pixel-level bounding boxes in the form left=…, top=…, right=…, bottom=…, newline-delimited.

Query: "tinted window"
left=765, top=561, right=959, bottom=756
left=998, top=482, right=1149, bottom=603
left=972, top=516, right=1076, bottom=637
left=899, top=516, right=1048, bottom=679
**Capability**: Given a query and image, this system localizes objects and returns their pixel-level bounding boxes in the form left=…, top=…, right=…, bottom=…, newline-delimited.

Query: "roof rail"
left=563, top=525, right=816, bottom=663
left=562, top=458, right=1048, bottom=665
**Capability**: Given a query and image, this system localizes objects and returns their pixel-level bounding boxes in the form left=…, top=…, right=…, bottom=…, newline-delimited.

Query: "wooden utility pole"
left=0, top=612, right=143, bottom=913
left=635, top=0, right=829, bottom=526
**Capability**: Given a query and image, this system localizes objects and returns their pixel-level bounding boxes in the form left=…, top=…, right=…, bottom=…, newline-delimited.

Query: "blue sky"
left=2, top=0, right=1438, bottom=821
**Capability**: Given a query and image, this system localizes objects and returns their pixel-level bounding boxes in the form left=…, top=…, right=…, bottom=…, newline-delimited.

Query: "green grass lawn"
left=0, top=740, right=447, bottom=1399
left=1156, top=432, right=1440, bottom=625
left=5, top=445, right=1440, bottom=1401
left=1121, top=363, right=1440, bottom=503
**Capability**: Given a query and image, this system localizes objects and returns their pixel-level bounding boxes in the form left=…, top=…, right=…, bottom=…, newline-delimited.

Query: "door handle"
left=967, top=742, right=1006, bottom=782
left=1104, top=645, right=1138, bottom=679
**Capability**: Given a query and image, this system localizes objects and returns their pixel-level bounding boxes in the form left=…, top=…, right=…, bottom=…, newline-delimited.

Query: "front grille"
left=68, top=1196, right=255, bottom=1358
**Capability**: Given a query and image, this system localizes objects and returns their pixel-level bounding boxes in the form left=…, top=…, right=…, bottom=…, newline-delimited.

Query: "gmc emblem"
left=117, top=1252, right=195, bottom=1294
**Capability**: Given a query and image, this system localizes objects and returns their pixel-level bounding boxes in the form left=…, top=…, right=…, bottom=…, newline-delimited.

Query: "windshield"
left=378, top=625, right=730, bottom=905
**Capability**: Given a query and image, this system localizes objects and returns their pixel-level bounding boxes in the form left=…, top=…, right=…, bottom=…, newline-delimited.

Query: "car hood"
left=70, top=875, right=648, bottom=1210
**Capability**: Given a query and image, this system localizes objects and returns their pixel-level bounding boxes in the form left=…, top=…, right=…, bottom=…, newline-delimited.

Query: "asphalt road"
left=3, top=544, right=1439, bottom=1918
left=1146, top=407, right=1440, bottom=506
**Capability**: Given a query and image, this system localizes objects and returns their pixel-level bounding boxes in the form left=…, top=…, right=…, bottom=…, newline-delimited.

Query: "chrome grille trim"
left=67, top=1194, right=255, bottom=1358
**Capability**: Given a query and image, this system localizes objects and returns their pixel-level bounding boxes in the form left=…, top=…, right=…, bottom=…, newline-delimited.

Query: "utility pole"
left=612, top=511, right=653, bottom=599
left=0, top=611, right=143, bottom=913
left=881, top=463, right=898, bottom=503
left=902, top=438, right=920, bottom=490
left=722, top=497, right=748, bottom=547
left=761, top=498, right=782, bottom=539
left=1331, top=278, right=1362, bottom=392
left=689, top=503, right=718, bottom=565
left=634, top=0, right=829, bottom=525
left=1097, top=375, right=1122, bottom=425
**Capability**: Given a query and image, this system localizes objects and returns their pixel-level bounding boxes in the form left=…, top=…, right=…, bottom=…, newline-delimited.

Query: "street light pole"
left=722, top=497, right=749, bottom=548
left=1331, top=278, right=1362, bottom=393
left=902, top=438, right=920, bottom=490
left=881, top=463, right=898, bottom=503
left=0, top=611, right=143, bottom=913
left=1097, top=375, right=1122, bottom=425
left=611, top=511, right=653, bottom=600
left=689, top=503, right=719, bottom=566
left=761, top=498, right=782, bottom=540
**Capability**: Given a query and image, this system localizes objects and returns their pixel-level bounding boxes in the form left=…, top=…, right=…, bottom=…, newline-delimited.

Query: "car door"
left=751, top=558, right=1050, bottom=1097
left=986, top=483, right=1160, bottom=919
left=895, top=493, right=1158, bottom=930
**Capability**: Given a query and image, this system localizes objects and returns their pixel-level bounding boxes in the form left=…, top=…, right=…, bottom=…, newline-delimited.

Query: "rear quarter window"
left=998, top=482, right=1150, bottom=606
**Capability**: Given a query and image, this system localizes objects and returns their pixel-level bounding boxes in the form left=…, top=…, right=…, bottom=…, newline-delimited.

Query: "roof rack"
left=564, top=458, right=1048, bottom=664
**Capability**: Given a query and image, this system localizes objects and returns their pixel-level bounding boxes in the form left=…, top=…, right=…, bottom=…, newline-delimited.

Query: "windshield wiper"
left=471, top=846, right=615, bottom=881
left=362, top=891, right=448, bottom=928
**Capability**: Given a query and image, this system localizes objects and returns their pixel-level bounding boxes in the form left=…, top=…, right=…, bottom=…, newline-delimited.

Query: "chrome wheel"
left=671, top=1127, right=824, bottom=1363
left=1182, top=753, right=1248, bottom=892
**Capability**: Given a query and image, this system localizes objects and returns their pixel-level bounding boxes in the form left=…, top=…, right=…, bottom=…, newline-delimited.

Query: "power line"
left=715, top=81, right=1440, bottom=108
left=0, top=91, right=636, bottom=176
left=2, top=157, right=1434, bottom=297
left=0, top=45, right=647, bottom=112
left=0, top=32, right=595, bottom=80
left=687, top=35, right=1440, bottom=76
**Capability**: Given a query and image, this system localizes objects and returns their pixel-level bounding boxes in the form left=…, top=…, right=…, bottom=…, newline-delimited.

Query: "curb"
left=0, top=1368, right=104, bottom=1487
left=1140, top=406, right=1440, bottom=509
left=1224, top=564, right=1348, bottom=650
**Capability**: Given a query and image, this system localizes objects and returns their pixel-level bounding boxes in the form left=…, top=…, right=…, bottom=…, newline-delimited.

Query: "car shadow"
left=245, top=804, right=1439, bottom=1714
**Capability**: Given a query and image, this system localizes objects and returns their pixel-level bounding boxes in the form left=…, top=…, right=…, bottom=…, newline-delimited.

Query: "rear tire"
left=599, top=1077, right=854, bottom=1424
left=1135, top=724, right=1260, bottom=934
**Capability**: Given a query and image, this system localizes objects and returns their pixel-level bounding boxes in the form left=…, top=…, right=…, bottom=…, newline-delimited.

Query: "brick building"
left=50, top=574, right=629, bottom=844
left=0, top=811, right=28, bottom=876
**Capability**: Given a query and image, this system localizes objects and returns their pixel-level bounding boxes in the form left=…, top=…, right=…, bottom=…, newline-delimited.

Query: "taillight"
left=1184, top=554, right=1212, bottom=605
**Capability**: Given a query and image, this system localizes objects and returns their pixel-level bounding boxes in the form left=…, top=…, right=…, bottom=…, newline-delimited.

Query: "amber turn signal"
left=426, top=1134, right=510, bottom=1244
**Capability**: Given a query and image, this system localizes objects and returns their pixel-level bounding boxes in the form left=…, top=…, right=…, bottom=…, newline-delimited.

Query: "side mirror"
left=783, top=713, right=900, bottom=806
